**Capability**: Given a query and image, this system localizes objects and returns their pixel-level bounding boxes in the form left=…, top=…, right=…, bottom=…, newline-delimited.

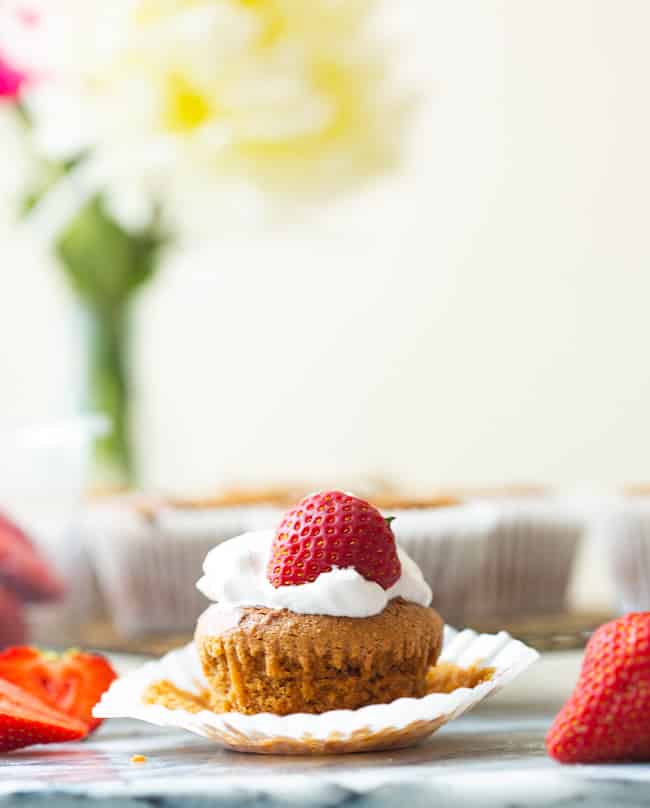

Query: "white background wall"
left=1, top=0, right=650, bottom=495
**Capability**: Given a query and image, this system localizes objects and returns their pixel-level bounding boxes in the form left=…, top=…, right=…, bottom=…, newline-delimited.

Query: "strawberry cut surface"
left=267, top=490, right=401, bottom=590
left=0, top=647, right=117, bottom=733
left=0, top=678, right=87, bottom=753
left=547, top=612, right=650, bottom=764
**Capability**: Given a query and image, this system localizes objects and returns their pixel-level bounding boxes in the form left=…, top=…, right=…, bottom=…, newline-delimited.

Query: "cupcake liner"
left=86, top=497, right=582, bottom=636
left=94, top=625, right=539, bottom=755
left=391, top=504, right=582, bottom=622
left=477, top=505, right=581, bottom=617
left=85, top=503, right=259, bottom=637
left=391, top=507, right=492, bottom=625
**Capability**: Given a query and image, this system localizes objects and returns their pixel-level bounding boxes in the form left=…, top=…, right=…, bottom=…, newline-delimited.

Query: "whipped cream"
left=196, top=530, right=432, bottom=618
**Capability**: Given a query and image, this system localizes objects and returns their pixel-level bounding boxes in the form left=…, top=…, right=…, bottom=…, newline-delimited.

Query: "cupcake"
left=194, top=491, right=443, bottom=715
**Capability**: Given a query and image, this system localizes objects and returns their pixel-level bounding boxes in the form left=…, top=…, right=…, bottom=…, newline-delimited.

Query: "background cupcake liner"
left=392, top=503, right=582, bottom=623
left=84, top=499, right=582, bottom=636
left=85, top=503, right=277, bottom=636
left=94, top=625, right=539, bottom=755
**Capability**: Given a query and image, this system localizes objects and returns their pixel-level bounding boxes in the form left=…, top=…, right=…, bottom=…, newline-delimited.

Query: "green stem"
left=84, top=304, right=133, bottom=487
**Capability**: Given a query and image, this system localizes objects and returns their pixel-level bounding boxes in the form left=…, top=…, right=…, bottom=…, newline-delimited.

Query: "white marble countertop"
left=2, top=651, right=650, bottom=807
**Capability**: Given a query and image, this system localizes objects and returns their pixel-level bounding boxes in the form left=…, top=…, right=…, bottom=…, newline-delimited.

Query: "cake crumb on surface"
left=130, top=755, right=148, bottom=764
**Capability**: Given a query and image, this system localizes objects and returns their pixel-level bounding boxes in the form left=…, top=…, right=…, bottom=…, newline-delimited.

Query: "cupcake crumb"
left=143, top=680, right=209, bottom=713
left=130, top=754, right=148, bottom=764
left=426, top=662, right=494, bottom=694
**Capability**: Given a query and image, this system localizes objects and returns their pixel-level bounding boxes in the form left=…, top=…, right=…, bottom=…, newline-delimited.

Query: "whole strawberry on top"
left=547, top=613, right=650, bottom=764
left=267, top=490, right=401, bottom=589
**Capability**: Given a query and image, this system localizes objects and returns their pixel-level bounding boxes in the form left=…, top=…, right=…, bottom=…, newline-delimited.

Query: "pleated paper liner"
left=94, top=625, right=539, bottom=755
left=86, top=502, right=274, bottom=636
left=392, top=503, right=582, bottom=624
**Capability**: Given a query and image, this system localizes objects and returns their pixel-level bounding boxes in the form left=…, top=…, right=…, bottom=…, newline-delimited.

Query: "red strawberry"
left=0, top=586, right=27, bottom=648
left=267, top=490, right=401, bottom=590
left=0, top=647, right=117, bottom=733
left=0, top=511, right=32, bottom=549
left=0, top=511, right=65, bottom=602
left=547, top=613, right=650, bottom=764
left=0, top=678, right=87, bottom=753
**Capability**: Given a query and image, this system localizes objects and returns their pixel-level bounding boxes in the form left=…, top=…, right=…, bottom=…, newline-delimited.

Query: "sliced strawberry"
left=0, top=586, right=27, bottom=648
left=0, top=678, right=87, bottom=753
left=0, top=647, right=117, bottom=733
left=0, top=512, right=65, bottom=602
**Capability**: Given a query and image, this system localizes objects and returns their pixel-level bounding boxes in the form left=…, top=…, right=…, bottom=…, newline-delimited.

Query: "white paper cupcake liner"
left=94, top=625, right=539, bottom=755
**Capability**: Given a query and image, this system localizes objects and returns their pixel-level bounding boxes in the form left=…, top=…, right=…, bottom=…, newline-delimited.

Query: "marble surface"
left=2, top=651, right=650, bottom=807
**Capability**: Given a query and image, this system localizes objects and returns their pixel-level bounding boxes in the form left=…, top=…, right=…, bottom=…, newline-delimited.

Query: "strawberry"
left=0, top=586, right=27, bottom=648
left=267, top=490, right=401, bottom=589
left=0, top=511, right=65, bottom=602
left=0, top=511, right=32, bottom=549
left=0, top=678, right=87, bottom=753
left=0, top=647, right=117, bottom=733
left=547, top=613, right=650, bottom=764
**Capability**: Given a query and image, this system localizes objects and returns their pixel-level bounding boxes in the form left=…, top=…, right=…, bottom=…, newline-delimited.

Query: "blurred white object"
left=0, top=415, right=108, bottom=507
left=563, top=487, right=619, bottom=613
left=86, top=496, right=584, bottom=636
left=600, top=499, right=650, bottom=613
left=0, top=415, right=109, bottom=641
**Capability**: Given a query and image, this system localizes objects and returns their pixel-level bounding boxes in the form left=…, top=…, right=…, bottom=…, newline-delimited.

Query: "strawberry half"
left=267, top=490, right=401, bottom=590
left=0, top=647, right=117, bottom=733
left=0, top=678, right=87, bottom=753
left=547, top=613, right=650, bottom=764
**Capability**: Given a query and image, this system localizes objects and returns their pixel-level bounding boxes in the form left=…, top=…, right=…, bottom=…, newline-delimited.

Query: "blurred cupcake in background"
left=85, top=495, right=274, bottom=637
left=80, top=487, right=441, bottom=637
left=82, top=483, right=584, bottom=638
left=384, top=497, right=582, bottom=626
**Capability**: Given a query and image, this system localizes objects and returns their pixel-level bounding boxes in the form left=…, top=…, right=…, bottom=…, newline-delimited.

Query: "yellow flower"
left=27, top=0, right=407, bottom=228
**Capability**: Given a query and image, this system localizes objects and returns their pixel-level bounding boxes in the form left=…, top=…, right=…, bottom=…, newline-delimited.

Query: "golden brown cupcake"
left=194, top=490, right=441, bottom=715
left=195, top=599, right=443, bottom=715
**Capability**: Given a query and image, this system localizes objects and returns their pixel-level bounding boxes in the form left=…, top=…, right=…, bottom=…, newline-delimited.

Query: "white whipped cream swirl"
left=196, top=530, right=432, bottom=618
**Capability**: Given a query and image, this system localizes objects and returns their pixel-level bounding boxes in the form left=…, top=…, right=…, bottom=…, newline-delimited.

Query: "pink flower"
left=0, top=53, right=27, bottom=101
